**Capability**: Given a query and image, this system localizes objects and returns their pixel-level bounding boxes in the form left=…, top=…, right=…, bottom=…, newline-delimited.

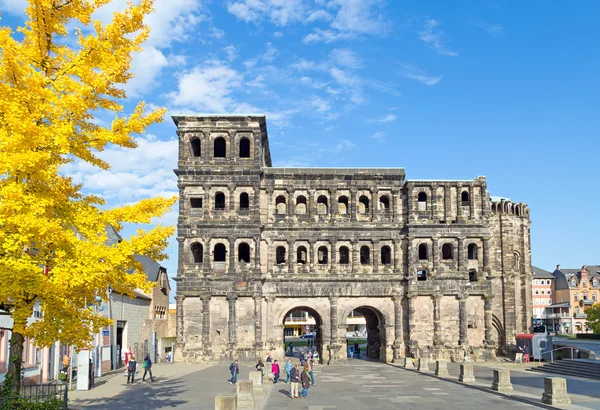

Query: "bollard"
left=541, top=377, right=571, bottom=406
left=404, top=357, right=415, bottom=369
left=215, top=393, right=237, bottom=410
left=236, top=380, right=255, bottom=408
left=418, top=357, right=430, bottom=373
left=249, top=371, right=264, bottom=394
left=435, top=360, right=449, bottom=377
left=491, top=369, right=513, bottom=393
left=459, top=363, right=476, bottom=383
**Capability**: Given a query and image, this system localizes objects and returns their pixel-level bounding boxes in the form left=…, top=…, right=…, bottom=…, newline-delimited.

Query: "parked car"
left=300, top=333, right=316, bottom=339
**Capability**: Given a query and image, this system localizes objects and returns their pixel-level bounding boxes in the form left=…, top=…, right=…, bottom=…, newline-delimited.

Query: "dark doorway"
left=239, top=193, right=249, bottom=210
left=190, top=138, right=201, bottom=157
left=282, top=307, right=323, bottom=364
left=214, top=137, right=226, bottom=157
left=346, top=306, right=387, bottom=362
left=239, top=138, right=250, bottom=158
left=238, top=243, right=250, bottom=263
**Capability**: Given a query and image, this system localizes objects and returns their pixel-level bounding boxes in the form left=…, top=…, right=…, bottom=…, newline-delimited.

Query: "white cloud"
left=273, top=31, right=284, bottom=37
left=303, top=28, right=355, bottom=44
left=400, top=64, right=443, bottom=86
left=333, top=139, right=356, bottom=153
left=330, top=48, right=363, bottom=69
left=227, top=0, right=308, bottom=26
left=306, top=9, right=332, bottom=23
left=369, top=114, right=396, bottom=124
left=0, top=0, right=26, bottom=15
left=124, top=47, right=169, bottom=97
left=470, top=19, right=504, bottom=37
left=311, top=96, right=332, bottom=113
left=263, top=42, right=278, bottom=62
left=370, top=131, right=387, bottom=141
left=209, top=26, right=225, bottom=39
left=247, top=75, right=265, bottom=88
left=223, top=45, right=238, bottom=61
left=419, top=19, right=458, bottom=56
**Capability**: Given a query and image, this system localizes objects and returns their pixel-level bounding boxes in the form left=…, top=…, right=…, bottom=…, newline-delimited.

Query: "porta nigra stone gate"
left=173, top=115, right=532, bottom=365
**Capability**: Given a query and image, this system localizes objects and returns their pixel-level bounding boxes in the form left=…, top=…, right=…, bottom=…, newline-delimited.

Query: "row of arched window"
left=491, top=202, right=528, bottom=216
left=189, top=136, right=251, bottom=159
left=190, top=192, right=251, bottom=211
left=574, top=292, right=597, bottom=302
left=275, top=194, right=391, bottom=215
left=417, top=243, right=479, bottom=261
left=415, top=191, right=471, bottom=211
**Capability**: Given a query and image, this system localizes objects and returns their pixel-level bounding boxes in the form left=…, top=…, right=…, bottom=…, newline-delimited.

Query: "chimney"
left=556, top=264, right=561, bottom=270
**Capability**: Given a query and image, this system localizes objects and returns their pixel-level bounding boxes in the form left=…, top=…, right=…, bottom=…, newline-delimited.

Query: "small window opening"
left=215, top=192, right=225, bottom=210
left=190, top=198, right=203, bottom=209
left=467, top=243, right=478, bottom=260
left=297, top=246, right=307, bottom=264
left=276, top=195, right=287, bottom=214
left=318, top=246, right=328, bottom=264
left=214, top=137, right=226, bottom=158
left=295, top=196, right=307, bottom=214
left=381, top=246, right=391, bottom=265
left=418, top=244, right=428, bottom=260
left=338, top=196, right=348, bottom=214
left=240, top=193, right=249, bottom=210
left=317, top=195, right=328, bottom=215
left=191, top=138, right=201, bottom=157
left=379, top=196, right=390, bottom=213
left=417, top=192, right=427, bottom=211
left=238, top=243, right=250, bottom=263
left=358, top=195, right=370, bottom=214
left=276, top=246, right=286, bottom=264
left=469, top=271, right=478, bottom=282
left=214, top=244, right=226, bottom=262
left=574, top=292, right=578, bottom=301
left=442, top=243, right=453, bottom=260
left=190, top=242, right=203, bottom=263
left=360, top=246, right=370, bottom=265
left=461, top=191, right=469, bottom=205
left=417, top=270, right=427, bottom=281
left=239, top=137, right=250, bottom=158
left=339, top=246, right=350, bottom=265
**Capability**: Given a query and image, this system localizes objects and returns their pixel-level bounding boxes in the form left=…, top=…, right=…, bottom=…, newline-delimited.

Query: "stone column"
left=200, top=294, right=211, bottom=354
left=309, top=240, right=316, bottom=268
left=407, top=187, right=414, bottom=223
left=393, top=239, right=401, bottom=273
left=227, top=293, right=237, bottom=357
left=175, top=295, right=185, bottom=345
left=483, top=238, right=491, bottom=275
left=432, top=238, right=439, bottom=273
left=287, top=240, right=294, bottom=274
left=373, top=241, right=380, bottom=272
left=432, top=293, right=443, bottom=347
left=309, top=189, right=316, bottom=220
left=229, top=130, right=237, bottom=160
left=252, top=186, right=260, bottom=220
left=229, top=184, right=236, bottom=213
left=229, top=237, right=236, bottom=275
left=265, top=296, right=276, bottom=350
left=266, top=187, right=274, bottom=222
left=481, top=185, right=489, bottom=218
left=331, top=240, right=338, bottom=274
left=407, top=292, right=417, bottom=352
left=351, top=240, right=358, bottom=273
left=203, top=240, right=210, bottom=272
left=350, top=189, right=357, bottom=222
left=371, top=188, right=378, bottom=221
left=286, top=188, right=294, bottom=216
left=444, top=185, right=451, bottom=222
left=330, top=189, right=337, bottom=220
left=253, top=295, right=263, bottom=354
left=392, top=190, right=400, bottom=222
left=457, top=294, right=468, bottom=346
left=328, top=296, right=343, bottom=364
left=484, top=295, right=495, bottom=347
left=469, top=187, right=475, bottom=219
left=457, top=238, right=464, bottom=272
left=456, top=186, right=463, bottom=220
left=203, top=185, right=210, bottom=218
left=392, top=295, right=404, bottom=360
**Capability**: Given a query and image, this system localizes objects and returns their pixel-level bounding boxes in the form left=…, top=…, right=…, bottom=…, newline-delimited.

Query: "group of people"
left=125, top=353, right=155, bottom=384
left=229, top=349, right=318, bottom=399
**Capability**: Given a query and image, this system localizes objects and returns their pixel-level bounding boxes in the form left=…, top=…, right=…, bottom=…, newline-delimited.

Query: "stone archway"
left=280, top=306, right=325, bottom=364
left=492, top=314, right=505, bottom=352
left=345, top=306, right=388, bottom=363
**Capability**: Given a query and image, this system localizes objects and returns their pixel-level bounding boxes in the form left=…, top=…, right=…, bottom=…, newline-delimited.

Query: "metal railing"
left=549, top=346, right=575, bottom=363
left=0, top=383, right=68, bottom=410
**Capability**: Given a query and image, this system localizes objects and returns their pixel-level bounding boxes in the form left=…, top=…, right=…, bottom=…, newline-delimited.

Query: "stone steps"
left=528, top=359, right=600, bottom=380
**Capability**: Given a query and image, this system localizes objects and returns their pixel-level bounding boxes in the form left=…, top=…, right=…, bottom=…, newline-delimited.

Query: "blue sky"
left=2, top=0, right=599, bottom=293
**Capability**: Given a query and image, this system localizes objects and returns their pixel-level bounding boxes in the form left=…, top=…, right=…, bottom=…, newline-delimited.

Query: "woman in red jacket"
left=271, top=359, right=280, bottom=384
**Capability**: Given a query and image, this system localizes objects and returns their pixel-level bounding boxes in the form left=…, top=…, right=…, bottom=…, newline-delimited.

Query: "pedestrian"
left=523, top=345, right=530, bottom=363
left=300, top=364, right=311, bottom=398
left=289, top=363, right=300, bottom=399
left=272, top=359, right=280, bottom=384
left=88, top=358, right=94, bottom=389
left=266, top=353, right=272, bottom=363
left=62, top=354, right=69, bottom=373
left=228, top=359, right=239, bottom=385
left=142, top=354, right=154, bottom=382
left=255, top=359, right=265, bottom=382
left=354, top=343, right=360, bottom=357
left=126, top=357, right=137, bottom=384
left=307, top=353, right=315, bottom=385
left=299, top=351, right=305, bottom=366
left=284, top=358, right=293, bottom=383
left=289, top=342, right=294, bottom=354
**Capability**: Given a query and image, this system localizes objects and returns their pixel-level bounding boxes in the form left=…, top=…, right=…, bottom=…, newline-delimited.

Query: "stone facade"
left=173, top=115, right=532, bottom=364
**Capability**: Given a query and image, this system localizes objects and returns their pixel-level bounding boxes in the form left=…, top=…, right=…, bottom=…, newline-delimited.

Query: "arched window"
left=238, top=242, right=250, bottom=263
left=461, top=191, right=469, bottom=205
left=381, top=246, right=391, bottom=265
left=338, top=196, right=349, bottom=214
left=360, top=246, right=370, bottom=265
left=239, top=193, right=249, bottom=210
left=418, top=244, right=428, bottom=260
left=190, top=138, right=201, bottom=157
left=318, top=246, right=328, bottom=264
left=583, top=280, right=588, bottom=288
left=276, top=195, right=287, bottom=214
left=190, top=242, right=203, bottom=263
left=295, top=196, right=307, bottom=214
left=492, top=203, right=497, bottom=213
left=594, top=280, right=598, bottom=288
left=515, top=205, right=521, bottom=216
left=593, top=293, right=597, bottom=301
left=339, top=246, right=350, bottom=264
left=574, top=292, right=578, bottom=301
left=469, top=271, right=478, bottom=282
left=317, top=195, right=328, bottom=215
left=276, top=246, right=286, bottom=264
left=583, top=292, right=588, bottom=300
left=214, top=137, right=226, bottom=157
left=379, top=196, right=390, bottom=213
left=442, top=243, right=453, bottom=260
left=215, top=192, right=225, bottom=210
left=467, top=243, right=478, bottom=260
left=239, top=137, right=250, bottom=158
left=417, top=269, right=427, bottom=281
left=417, top=192, right=427, bottom=211
left=214, top=243, right=226, bottom=262
left=358, top=195, right=369, bottom=214
left=296, top=246, right=307, bottom=264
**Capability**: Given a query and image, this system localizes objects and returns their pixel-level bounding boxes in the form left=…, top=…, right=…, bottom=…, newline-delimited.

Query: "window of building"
left=276, top=246, right=286, bottom=264
left=442, top=243, right=453, bottom=260
left=190, top=198, right=203, bottom=209
left=295, top=196, right=307, bottom=214
left=417, top=192, right=427, bottom=211
left=541, top=290, right=545, bottom=295
left=574, top=292, right=578, bottom=301
left=360, top=246, right=370, bottom=265
left=514, top=252, right=520, bottom=271
left=593, top=293, right=597, bottom=301
left=583, top=292, right=588, bottom=300
left=583, top=280, right=588, bottom=288
left=534, top=279, right=539, bottom=285
left=467, top=243, right=478, bottom=260
left=547, top=280, right=551, bottom=285
left=239, top=193, right=249, bottom=210
left=381, top=246, right=391, bottom=265
left=418, top=244, right=428, bottom=260
left=379, top=196, right=390, bottom=213
left=297, top=246, right=307, bottom=264
left=215, top=192, right=225, bottom=210
left=575, top=306, right=580, bottom=314
left=0, top=330, right=7, bottom=372
left=318, top=246, right=328, bottom=264
left=317, top=195, right=328, bottom=215
left=417, top=269, right=427, bottom=281
left=190, top=138, right=201, bottom=157
left=276, top=195, right=287, bottom=214
left=214, top=137, right=226, bottom=158
left=239, top=137, right=250, bottom=158
left=535, top=290, right=539, bottom=295
left=339, top=246, right=350, bottom=264
left=190, top=242, right=203, bottom=264
left=461, top=191, right=469, bottom=205
left=337, top=196, right=349, bottom=215
left=358, top=195, right=370, bottom=214
left=469, top=271, right=477, bottom=282
left=238, top=243, right=250, bottom=263
left=214, top=244, right=226, bottom=262
left=594, top=280, right=598, bottom=287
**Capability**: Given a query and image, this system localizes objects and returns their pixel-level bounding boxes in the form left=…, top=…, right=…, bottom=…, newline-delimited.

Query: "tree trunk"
left=4, top=328, right=25, bottom=394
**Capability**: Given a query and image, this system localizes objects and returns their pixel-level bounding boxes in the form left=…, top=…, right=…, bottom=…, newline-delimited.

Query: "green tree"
left=584, top=304, right=600, bottom=333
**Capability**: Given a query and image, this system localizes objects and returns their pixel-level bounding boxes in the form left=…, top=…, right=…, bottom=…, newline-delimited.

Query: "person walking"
left=126, top=357, right=137, bottom=384
left=255, top=359, right=265, bottom=382
left=228, top=359, right=239, bottom=385
left=300, top=364, right=311, bottom=398
left=289, top=363, right=300, bottom=399
left=142, top=354, right=154, bottom=382
left=284, top=358, right=293, bottom=383
left=289, top=342, right=294, bottom=354
left=272, top=359, right=280, bottom=384
left=266, top=353, right=272, bottom=363
left=307, top=352, right=315, bottom=386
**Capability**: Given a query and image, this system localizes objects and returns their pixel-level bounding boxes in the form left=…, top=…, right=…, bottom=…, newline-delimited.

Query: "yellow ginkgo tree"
left=0, top=0, right=177, bottom=392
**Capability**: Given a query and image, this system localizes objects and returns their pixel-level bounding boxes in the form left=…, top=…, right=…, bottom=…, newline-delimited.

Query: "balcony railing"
left=545, top=313, right=570, bottom=319
left=581, top=299, right=594, bottom=305
left=574, top=313, right=587, bottom=319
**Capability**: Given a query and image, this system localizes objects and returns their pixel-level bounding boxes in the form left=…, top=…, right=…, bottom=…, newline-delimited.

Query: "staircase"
left=528, top=359, right=600, bottom=380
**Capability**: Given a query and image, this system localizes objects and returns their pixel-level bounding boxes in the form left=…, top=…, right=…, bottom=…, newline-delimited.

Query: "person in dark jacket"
left=255, top=359, right=265, bottom=382
left=300, top=365, right=311, bottom=397
left=228, top=359, right=239, bottom=385
left=126, top=358, right=137, bottom=384
left=289, top=364, right=300, bottom=399
left=142, top=354, right=154, bottom=382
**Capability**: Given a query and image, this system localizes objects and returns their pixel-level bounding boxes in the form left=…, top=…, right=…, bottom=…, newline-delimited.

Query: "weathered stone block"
left=459, top=363, right=475, bottom=383
left=435, top=360, right=449, bottom=377
left=237, top=380, right=255, bottom=408
left=249, top=371, right=263, bottom=394
left=491, top=368, right=513, bottom=393
left=404, top=357, right=414, bottom=369
left=418, top=357, right=430, bottom=373
left=215, top=393, right=237, bottom=410
left=541, top=377, right=571, bottom=406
